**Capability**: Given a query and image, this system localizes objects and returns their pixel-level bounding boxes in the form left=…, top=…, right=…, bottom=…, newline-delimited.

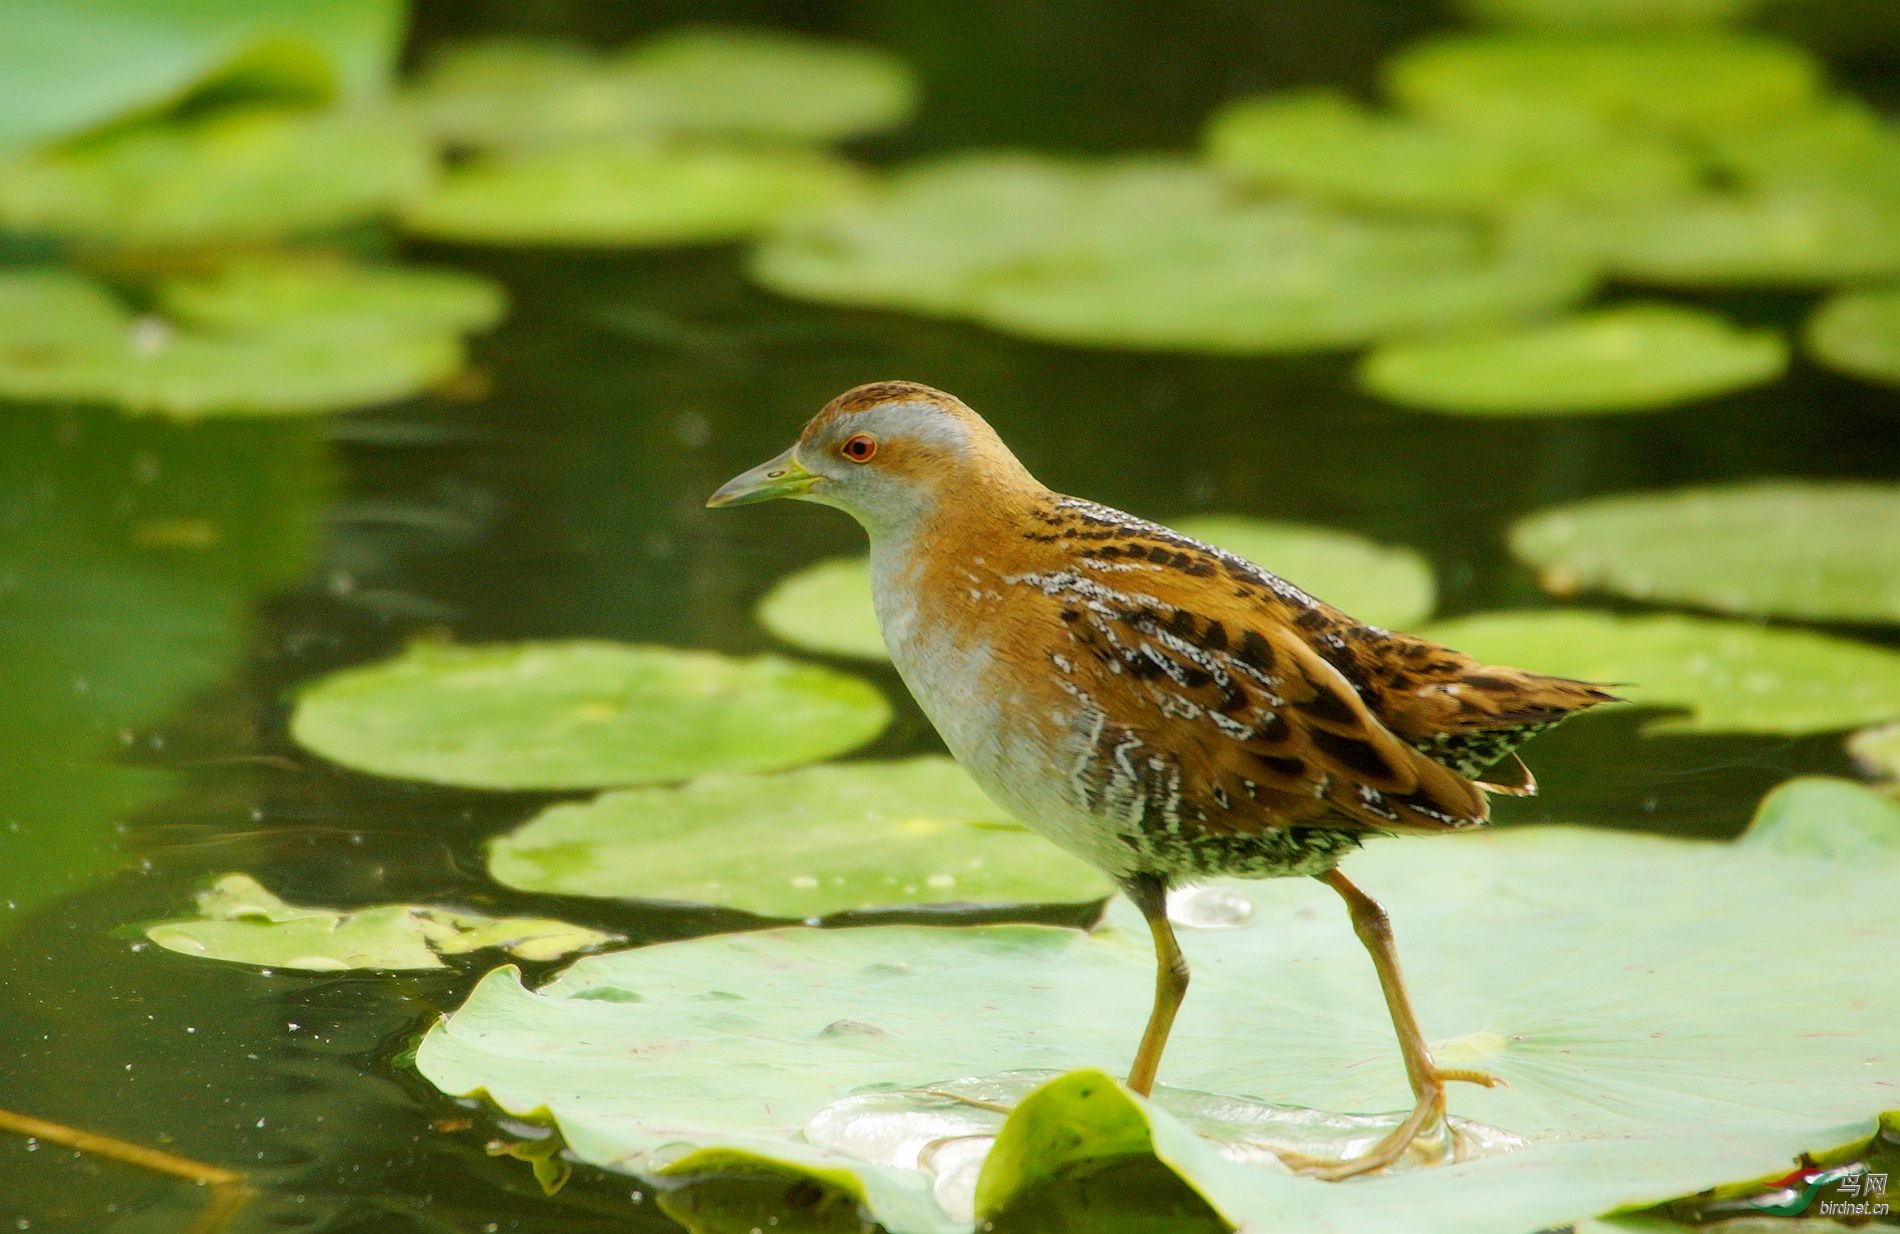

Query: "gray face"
left=791, top=399, right=978, bottom=537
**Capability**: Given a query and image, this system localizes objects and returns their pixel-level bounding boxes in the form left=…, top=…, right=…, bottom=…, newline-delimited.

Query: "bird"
left=707, top=380, right=1617, bottom=1178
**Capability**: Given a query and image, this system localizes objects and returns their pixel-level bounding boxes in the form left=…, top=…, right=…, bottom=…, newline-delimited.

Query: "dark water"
left=4, top=4, right=1900, bottom=1231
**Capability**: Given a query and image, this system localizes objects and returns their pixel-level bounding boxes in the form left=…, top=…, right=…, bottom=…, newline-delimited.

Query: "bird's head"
left=706, top=381, right=1039, bottom=536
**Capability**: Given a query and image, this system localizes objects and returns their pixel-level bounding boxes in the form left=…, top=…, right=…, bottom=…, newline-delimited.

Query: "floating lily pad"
left=401, top=141, right=862, bottom=246
left=408, top=30, right=914, bottom=150
left=1745, top=777, right=1900, bottom=859
left=0, top=263, right=498, bottom=417
left=289, top=641, right=890, bottom=790
left=1452, top=0, right=1770, bottom=29
left=418, top=791, right=1900, bottom=1233
left=755, top=521, right=1434, bottom=663
left=1848, top=723, right=1900, bottom=782
left=1510, top=482, right=1900, bottom=624
left=754, top=153, right=1594, bottom=351
left=1704, top=99, right=1900, bottom=203
left=1806, top=286, right=1900, bottom=388
left=1206, top=90, right=1695, bottom=215
left=1422, top=610, right=1900, bottom=734
left=146, top=873, right=617, bottom=970
left=1385, top=33, right=1823, bottom=138
left=0, top=105, right=432, bottom=248
left=1359, top=305, right=1787, bottom=414
left=489, top=758, right=1112, bottom=915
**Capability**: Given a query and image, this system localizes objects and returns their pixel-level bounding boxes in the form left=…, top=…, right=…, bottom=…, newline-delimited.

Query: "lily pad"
left=289, top=641, right=891, bottom=790
left=1510, top=481, right=1900, bottom=624
left=1704, top=99, right=1900, bottom=203
left=0, top=105, right=432, bottom=248
left=401, top=141, right=862, bottom=246
left=0, top=263, right=498, bottom=417
left=1384, top=33, right=1823, bottom=139
left=1206, top=90, right=1696, bottom=215
left=1806, top=286, right=1900, bottom=388
left=756, top=521, right=1434, bottom=662
left=408, top=30, right=914, bottom=150
left=753, top=153, right=1593, bottom=351
left=417, top=790, right=1900, bottom=1233
left=489, top=757, right=1113, bottom=915
left=1422, top=610, right=1900, bottom=734
left=1359, top=305, right=1787, bottom=414
left=146, top=873, right=617, bottom=970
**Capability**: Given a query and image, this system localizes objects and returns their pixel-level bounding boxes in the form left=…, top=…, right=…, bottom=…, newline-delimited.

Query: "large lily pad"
left=0, top=263, right=499, bottom=417
left=289, top=641, right=891, bottom=790
left=146, top=873, right=617, bottom=970
left=1205, top=90, right=1695, bottom=215
left=1384, top=33, right=1823, bottom=138
left=1510, top=482, right=1900, bottom=624
left=401, top=141, right=862, bottom=246
left=756, top=520, right=1434, bottom=662
left=0, top=105, right=433, bottom=248
left=1806, top=286, right=1900, bottom=388
left=418, top=783, right=1900, bottom=1233
left=408, top=30, right=914, bottom=150
left=752, top=153, right=1593, bottom=352
left=1422, top=610, right=1900, bottom=734
left=1359, top=305, right=1787, bottom=414
left=489, top=757, right=1113, bottom=915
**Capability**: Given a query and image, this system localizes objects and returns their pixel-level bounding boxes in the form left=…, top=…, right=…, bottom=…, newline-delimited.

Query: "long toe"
left=1293, top=1086, right=1449, bottom=1181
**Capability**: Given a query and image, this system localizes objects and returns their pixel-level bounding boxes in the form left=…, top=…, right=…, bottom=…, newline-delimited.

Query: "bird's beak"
left=706, top=447, right=820, bottom=508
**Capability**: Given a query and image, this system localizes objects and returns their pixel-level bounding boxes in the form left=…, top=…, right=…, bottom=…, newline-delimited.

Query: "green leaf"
left=417, top=808, right=1900, bottom=1233
left=145, top=873, right=617, bottom=970
left=0, top=105, right=433, bottom=248
left=1510, top=481, right=1900, bottom=624
left=0, top=0, right=404, bottom=154
left=489, top=757, right=1113, bottom=915
left=0, top=263, right=499, bottom=418
left=1205, top=90, right=1696, bottom=215
left=1806, top=286, right=1900, bottom=388
left=755, top=521, right=1433, bottom=663
left=1422, top=610, right=1900, bottom=734
left=401, top=141, right=863, bottom=247
left=407, top=30, right=914, bottom=150
left=1742, top=777, right=1900, bottom=860
left=289, top=641, right=891, bottom=790
left=1359, top=305, right=1787, bottom=415
left=1703, top=99, right=1900, bottom=203
left=1384, top=33, right=1823, bottom=139
left=752, top=153, right=1594, bottom=352
left=1451, top=0, right=1772, bottom=29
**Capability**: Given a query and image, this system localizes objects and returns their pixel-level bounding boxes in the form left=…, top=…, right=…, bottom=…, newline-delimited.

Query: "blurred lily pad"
left=1704, top=99, right=1900, bottom=202
left=755, top=153, right=1593, bottom=351
left=1359, top=304, right=1786, bottom=414
left=1806, top=286, right=1900, bottom=387
left=1452, top=0, right=1771, bottom=29
left=146, top=873, right=616, bottom=970
left=418, top=795, right=1900, bottom=1233
left=289, top=641, right=891, bottom=790
left=756, top=521, right=1434, bottom=662
left=1385, top=33, right=1822, bottom=138
left=401, top=141, right=862, bottom=246
left=1423, top=610, right=1900, bottom=734
left=489, top=757, right=1113, bottom=915
left=1848, top=723, right=1900, bottom=782
left=0, top=105, right=432, bottom=248
left=408, top=29, right=914, bottom=150
left=1206, top=90, right=1695, bottom=215
left=0, top=262, right=498, bottom=417
left=1511, top=481, right=1900, bottom=624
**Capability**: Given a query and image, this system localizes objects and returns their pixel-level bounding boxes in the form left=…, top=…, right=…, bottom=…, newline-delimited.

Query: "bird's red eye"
left=841, top=433, right=878, bottom=462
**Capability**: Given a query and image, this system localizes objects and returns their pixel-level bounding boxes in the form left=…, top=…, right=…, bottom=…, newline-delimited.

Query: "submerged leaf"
left=1806, top=286, right=1900, bottom=388
left=1423, top=610, right=1900, bottom=734
left=489, top=757, right=1112, bottom=915
left=289, top=641, right=890, bottom=790
left=0, top=106, right=432, bottom=248
left=1510, top=481, right=1900, bottom=624
left=401, top=141, right=862, bottom=246
left=1359, top=305, right=1787, bottom=414
left=145, top=873, right=616, bottom=970
left=418, top=804, right=1900, bottom=1233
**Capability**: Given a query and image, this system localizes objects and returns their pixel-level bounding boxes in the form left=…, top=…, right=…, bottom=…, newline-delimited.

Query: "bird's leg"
left=1297, top=868, right=1501, bottom=1180
left=1121, top=874, right=1188, bottom=1098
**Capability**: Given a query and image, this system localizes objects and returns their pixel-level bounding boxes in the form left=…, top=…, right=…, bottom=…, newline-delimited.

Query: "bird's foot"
left=1437, top=1065, right=1506, bottom=1091
left=1281, top=1064, right=1500, bottom=1180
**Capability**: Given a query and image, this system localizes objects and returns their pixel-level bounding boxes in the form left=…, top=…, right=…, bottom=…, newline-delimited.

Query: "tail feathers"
left=1407, top=669, right=1620, bottom=779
